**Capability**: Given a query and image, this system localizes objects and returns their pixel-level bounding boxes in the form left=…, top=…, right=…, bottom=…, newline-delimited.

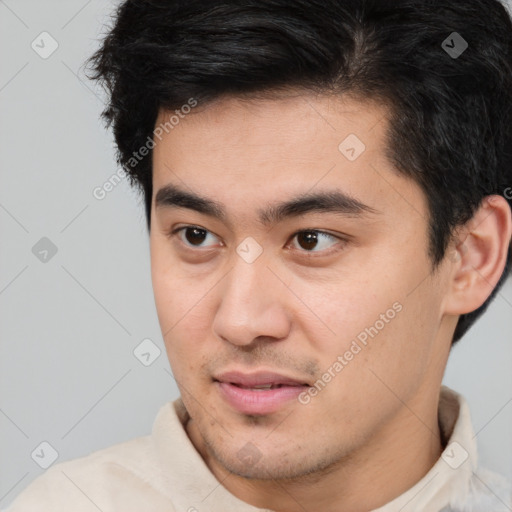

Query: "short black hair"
left=86, top=0, right=512, bottom=346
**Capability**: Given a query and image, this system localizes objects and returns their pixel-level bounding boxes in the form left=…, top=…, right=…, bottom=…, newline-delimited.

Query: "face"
left=150, top=92, right=454, bottom=481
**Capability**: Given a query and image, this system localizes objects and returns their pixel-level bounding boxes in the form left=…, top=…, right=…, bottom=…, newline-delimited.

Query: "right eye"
left=168, top=225, right=222, bottom=249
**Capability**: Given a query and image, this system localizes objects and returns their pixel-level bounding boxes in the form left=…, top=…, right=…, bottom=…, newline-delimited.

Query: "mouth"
left=213, top=370, right=310, bottom=415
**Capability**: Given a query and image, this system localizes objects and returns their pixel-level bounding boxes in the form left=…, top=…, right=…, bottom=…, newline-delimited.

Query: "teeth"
left=230, top=383, right=290, bottom=390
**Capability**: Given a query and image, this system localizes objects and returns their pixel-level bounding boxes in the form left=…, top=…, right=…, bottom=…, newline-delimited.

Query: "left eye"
left=289, top=230, right=341, bottom=253
left=170, top=226, right=343, bottom=253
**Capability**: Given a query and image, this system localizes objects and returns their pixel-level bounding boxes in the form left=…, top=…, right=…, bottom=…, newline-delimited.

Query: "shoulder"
left=3, top=434, right=175, bottom=512
left=449, top=466, right=512, bottom=512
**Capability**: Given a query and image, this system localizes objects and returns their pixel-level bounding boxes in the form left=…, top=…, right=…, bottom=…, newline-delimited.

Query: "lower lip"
left=215, top=381, right=307, bottom=415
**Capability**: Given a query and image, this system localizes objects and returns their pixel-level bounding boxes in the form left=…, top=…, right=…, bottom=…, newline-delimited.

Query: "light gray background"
left=1, top=0, right=511, bottom=507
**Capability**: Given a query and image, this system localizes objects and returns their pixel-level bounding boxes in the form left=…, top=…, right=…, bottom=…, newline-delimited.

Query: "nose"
left=212, top=255, right=292, bottom=347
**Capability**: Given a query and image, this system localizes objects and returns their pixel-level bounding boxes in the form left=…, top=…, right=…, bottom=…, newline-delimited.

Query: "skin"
left=149, top=91, right=512, bottom=512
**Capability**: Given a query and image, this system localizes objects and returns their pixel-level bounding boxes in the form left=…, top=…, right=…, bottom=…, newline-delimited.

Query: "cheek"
left=295, top=267, right=439, bottom=385
left=290, top=272, right=397, bottom=349
left=150, top=244, right=208, bottom=331
left=346, top=287, right=442, bottom=396
left=151, top=269, right=215, bottom=376
left=308, top=301, right=436, bottom=435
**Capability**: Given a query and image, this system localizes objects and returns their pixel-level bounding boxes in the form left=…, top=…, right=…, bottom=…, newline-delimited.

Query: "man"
left=5, top=0, right=512, bottom=511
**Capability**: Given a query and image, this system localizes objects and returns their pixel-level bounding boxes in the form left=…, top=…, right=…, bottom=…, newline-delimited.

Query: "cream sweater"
left=3, top=386, right=511, bottom=511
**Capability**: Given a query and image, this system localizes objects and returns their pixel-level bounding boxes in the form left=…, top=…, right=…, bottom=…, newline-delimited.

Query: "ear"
left=443, top=195, right=512, bottom=316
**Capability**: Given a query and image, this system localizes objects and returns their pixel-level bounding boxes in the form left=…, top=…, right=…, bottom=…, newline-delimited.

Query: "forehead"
left=152, top=93, right=387, bottom=182
left=153, top=92, right=389, bottom=156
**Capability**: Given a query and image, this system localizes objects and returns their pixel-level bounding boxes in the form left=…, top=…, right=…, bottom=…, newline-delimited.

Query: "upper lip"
left=214, top=370, right=310, bottom=387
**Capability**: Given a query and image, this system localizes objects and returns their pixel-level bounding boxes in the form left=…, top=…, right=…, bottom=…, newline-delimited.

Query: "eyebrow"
left=155, top=183, right=381, bottom=227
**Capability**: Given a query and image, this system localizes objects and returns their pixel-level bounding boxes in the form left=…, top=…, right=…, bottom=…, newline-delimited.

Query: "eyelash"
left=167, top=225, right=348, bottom=256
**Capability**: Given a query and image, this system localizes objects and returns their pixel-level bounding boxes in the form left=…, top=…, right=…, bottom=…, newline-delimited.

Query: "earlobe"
left=443, top=195, right=512, bottom=316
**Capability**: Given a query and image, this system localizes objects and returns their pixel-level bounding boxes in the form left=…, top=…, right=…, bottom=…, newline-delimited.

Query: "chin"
left=212, top=439, right=341, bottom=481
left=225, top=458, right=307, bottom=480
